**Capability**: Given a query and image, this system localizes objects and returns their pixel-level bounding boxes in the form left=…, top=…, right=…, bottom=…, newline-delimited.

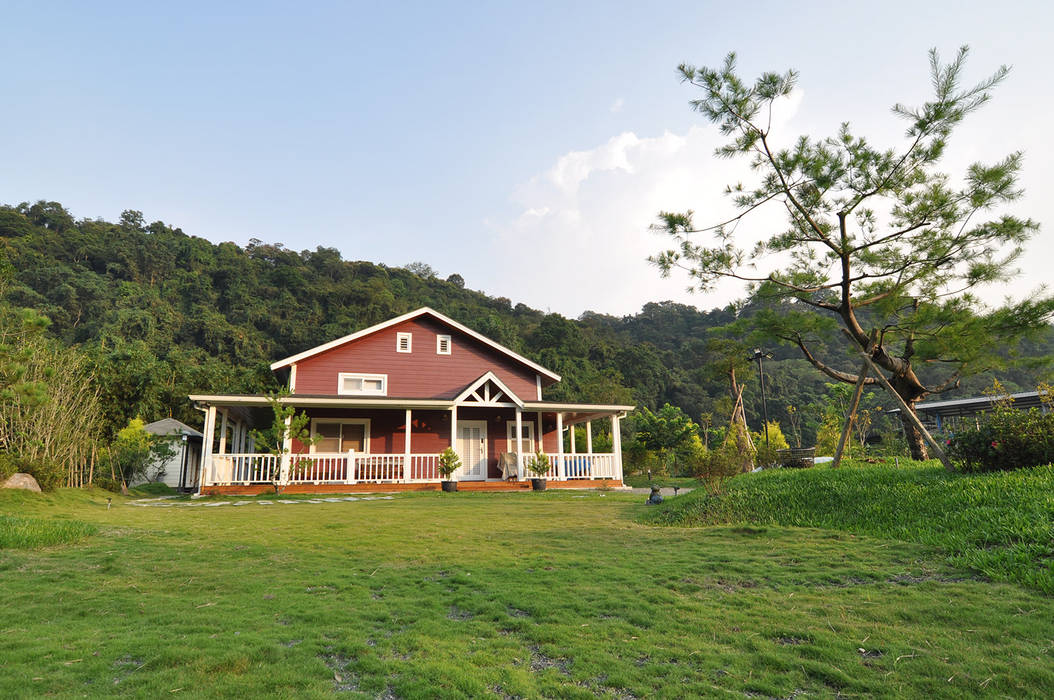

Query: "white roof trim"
left=452, top=371, right=525, bottom=408
left=268, top=307, right=561, bottom=381
left=188, top=394, right=634, bottom=415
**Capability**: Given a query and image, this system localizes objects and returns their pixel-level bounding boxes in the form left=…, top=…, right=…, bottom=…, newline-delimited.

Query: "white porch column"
left=556, top=412, right=564, bottom=480
left=450, top=406, right=458, bottom=449
left=198, top=405, right=217, bottom=494
left=450, top=405, right=459, bottom=480
left=515, top=408, right=524, bottom=476
left=218, top=410, right=229, bottom=454
left=586, top=421, right=593, bottom=454
left=536, top=411, right=544, bottom=455
left=404, top=409, right=412, bottom=482
left=279, top=413, right=292, bottom=485
left=569, top=421, right=576, bottom=454
left=612, top=413, right=624, bottom=483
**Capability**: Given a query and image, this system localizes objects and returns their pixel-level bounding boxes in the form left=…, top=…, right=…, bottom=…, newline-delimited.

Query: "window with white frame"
left=396, top=332, right=412, bottom=353
left=436, top=334, right=451, bottom=355
left=338, top=372, right=387, bottom=396
left=310, top=419, right=370, bottom=453
left=506, top=421, right=535, bottom=455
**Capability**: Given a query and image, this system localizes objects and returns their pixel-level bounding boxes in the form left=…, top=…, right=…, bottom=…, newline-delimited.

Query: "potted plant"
left=526, top=451, right=551, bottom=491
left=437, top=446, right=461, bottom=492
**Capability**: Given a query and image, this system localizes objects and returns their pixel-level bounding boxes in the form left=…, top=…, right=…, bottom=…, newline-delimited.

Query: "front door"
left=457, top=421, right=488, bottom=480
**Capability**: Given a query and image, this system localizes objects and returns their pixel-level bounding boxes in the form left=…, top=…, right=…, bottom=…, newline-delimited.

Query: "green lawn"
left=645, top=460, right=1054, bottom=594
left=1, top=484, right=1052, bottom=698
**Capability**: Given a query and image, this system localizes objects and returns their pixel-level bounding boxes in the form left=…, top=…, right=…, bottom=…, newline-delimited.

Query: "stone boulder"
left=1, top=472, right=42, bottom=492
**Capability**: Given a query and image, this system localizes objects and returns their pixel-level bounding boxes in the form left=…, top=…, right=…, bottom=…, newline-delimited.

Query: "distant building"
left=142, top=418, right=203, bottom=491
left=908, top=390, right=1051, bottom=434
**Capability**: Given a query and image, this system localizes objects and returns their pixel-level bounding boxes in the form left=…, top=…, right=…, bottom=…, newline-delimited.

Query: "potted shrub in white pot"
left=437, top=446, right=461, bottom=492
left=526, top=451, right=551, bottom=491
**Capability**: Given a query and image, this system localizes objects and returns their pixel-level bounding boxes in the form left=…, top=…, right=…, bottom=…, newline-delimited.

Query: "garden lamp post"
left=750, top=348, right=774, bottom=449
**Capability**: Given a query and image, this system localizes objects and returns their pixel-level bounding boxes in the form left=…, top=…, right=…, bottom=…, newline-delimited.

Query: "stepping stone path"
left=129, top=495, right=395, bottom=508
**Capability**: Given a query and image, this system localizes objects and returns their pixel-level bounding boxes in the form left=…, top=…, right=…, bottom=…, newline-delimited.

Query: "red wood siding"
left=293, top=317, right=544, bottom=400
left=289, top=407, right=563, bottom=480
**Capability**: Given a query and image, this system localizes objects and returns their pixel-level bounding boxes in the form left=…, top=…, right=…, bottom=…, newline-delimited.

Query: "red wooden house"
left=190, top=308, right=633, bottom=494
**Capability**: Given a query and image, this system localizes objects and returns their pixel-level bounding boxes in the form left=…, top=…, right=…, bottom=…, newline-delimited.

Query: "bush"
left=672, top=434, right=708, bottom=476
left=947, top=408, right=1054, bottom=472
left=526, top=451, right=551, bottom=477
left=690, top=431, right=752, bottom=482
left=814, top=413, right=840, bottom=456
left=0, top=453, right=16, bottom=482
left=437, top=447, right=461, bottom=479
left=751, top=421, right=790, bottom=467
left=0, top=454, right=63, bottom=491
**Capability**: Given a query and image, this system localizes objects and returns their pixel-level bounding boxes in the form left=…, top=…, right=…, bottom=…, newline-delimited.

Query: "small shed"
left=143, top=418, right=204, bottom=492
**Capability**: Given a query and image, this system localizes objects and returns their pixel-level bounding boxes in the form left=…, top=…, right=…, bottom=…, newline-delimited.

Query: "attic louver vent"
left=437, top=334, right=451, bottom=355
left=397, top=332, right=412, bottom=353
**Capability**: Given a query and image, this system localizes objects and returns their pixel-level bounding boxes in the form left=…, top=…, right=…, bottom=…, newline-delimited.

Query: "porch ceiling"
left=189, top=394, right=635, bottom=420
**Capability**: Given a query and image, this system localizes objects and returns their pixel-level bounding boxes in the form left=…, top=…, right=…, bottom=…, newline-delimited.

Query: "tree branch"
left=792, top=333, right=878, bottom=384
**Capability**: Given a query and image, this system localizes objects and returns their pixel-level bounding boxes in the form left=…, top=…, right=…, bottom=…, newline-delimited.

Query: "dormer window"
left=338, top=373, right=387, bottom=396
left=436, top=334, right=451, bottom=355
left=396, top=332, right=412, bottom=353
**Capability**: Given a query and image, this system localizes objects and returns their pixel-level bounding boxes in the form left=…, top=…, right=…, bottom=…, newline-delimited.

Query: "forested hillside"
left=2, top=200, right=1051, bottom=445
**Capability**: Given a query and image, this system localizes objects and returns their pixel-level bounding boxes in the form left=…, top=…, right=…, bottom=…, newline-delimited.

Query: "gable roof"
left=452, top=371, right=525, bottom=408
left=144, top=418, right=203, bottom=438
left=269, top=307, right=561, bottom=382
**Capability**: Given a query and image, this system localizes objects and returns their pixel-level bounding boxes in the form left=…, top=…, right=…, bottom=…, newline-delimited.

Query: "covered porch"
left=189, top=389, right=631, bottom=494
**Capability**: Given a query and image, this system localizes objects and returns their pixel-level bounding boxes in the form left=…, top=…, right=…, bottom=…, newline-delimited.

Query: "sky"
left=3, top=1, right=1052, bottom=318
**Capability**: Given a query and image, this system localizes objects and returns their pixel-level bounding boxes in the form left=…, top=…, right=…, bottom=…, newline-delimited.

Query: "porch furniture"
left=499, top=452, right=520, bottom=480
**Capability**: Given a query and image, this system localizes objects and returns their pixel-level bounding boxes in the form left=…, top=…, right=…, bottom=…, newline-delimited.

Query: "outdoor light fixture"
left=749, top=348, right=775, bottom=450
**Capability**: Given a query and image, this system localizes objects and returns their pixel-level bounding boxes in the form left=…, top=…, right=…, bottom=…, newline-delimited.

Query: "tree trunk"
left=889, top=373, right=929, bottom=460
left=898, top=408, right=929, bottom=460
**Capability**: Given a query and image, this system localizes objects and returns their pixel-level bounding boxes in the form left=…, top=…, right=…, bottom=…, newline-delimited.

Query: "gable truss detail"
left=453, top=371, right=524, bottom=408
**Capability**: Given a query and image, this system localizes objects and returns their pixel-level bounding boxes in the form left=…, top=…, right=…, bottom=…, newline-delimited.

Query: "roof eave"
left=268, top=307, right=561, bottom=382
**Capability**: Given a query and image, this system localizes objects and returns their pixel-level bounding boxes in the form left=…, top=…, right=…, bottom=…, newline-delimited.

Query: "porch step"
left=201, top=478, right=622, bottom=496
left=458, top=481, right=532, bottom=491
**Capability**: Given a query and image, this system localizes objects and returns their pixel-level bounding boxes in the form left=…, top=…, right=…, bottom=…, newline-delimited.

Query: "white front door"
left=457, top=421, right=488, bottom=481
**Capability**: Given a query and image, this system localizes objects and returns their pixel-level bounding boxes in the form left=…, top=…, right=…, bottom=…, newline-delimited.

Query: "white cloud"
left=484, top=92, right=805, bottom=317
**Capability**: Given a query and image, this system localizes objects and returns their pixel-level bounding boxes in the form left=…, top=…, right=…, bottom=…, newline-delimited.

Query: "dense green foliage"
left=948, top=408, right=1054, bottom=472
left=644, top=460, right=1054, bottom=593
left=2, top=200, right=1051, bottom=448
left=107, top=418, right=177, bottom=489
left=3, top=488, right=1053, bottom=696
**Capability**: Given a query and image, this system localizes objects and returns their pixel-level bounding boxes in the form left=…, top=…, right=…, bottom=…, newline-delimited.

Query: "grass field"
left=644, top=460, right=1054, bottom=594
left=1, top=479, right=1052, bottom=698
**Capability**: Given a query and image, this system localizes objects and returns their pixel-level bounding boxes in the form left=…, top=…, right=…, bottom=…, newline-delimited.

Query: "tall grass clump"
left=644, top=460, right=1054, bottom=593
left=0, top=514, right=97, bottom=549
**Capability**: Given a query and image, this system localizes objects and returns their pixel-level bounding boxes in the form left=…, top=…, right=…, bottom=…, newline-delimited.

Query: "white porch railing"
left=208, top=452, right=442, bottom=485
left=215, top=453, right=280, bottom=484
left=546, top=453, right=617, bottom=480
left=206, top=451, right=617, bottom=486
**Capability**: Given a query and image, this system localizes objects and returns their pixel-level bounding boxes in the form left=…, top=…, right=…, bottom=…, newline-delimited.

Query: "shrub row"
left=0, top=453, right=64, bottom=490
left=947, top=408, right=1054, bottom=472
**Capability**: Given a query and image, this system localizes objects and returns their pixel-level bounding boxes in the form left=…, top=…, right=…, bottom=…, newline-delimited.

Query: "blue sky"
left=4, top=1, right=1052, bottom=316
